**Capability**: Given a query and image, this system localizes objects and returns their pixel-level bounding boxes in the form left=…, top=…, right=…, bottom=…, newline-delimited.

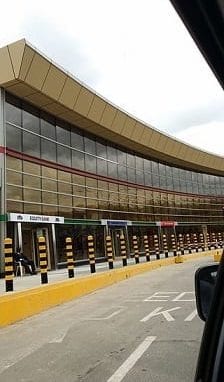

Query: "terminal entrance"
left=109, top=228, right=124, bottom=257
left=22, top=227, right=52, bottom=270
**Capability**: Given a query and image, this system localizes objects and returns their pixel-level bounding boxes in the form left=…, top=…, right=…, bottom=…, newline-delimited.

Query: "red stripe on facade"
left=5, top=147, right=223, bottom=200
left=0, top=146, right=6, bottom=153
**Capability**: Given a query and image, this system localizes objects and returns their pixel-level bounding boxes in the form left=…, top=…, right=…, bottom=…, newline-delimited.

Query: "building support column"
left=51, top=223, right=58, bottom=268
left=0, top=88, right=6, bottom=277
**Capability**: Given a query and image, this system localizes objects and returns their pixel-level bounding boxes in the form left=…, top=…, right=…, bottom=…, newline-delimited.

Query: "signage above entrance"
left=101, top=219, right=132, bottom=227
left=8, top=213, right=64, bottom=224
left=156, top=221, right=178, bottom=227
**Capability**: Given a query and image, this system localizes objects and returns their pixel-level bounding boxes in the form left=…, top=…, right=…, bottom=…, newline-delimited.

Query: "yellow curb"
left=0, top=250, right=218, bottom=327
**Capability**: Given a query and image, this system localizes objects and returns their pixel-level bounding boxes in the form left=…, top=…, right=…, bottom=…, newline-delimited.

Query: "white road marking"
left=144, top=291, right=178, bottom=302
left=172, top=292, right=195, bottom=302
left=107, top=336, right=156, bottom=382
left=140, top=306, right=181, bottom=322
left=184, top=309, right=198, bottom=321
left=49, top=331, right=68, bottom=343
left=85, top=307, right=125, bottom=320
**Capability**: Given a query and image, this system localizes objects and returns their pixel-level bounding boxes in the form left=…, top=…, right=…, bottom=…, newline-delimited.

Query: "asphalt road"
left=0, top=257, right=212, bottom=382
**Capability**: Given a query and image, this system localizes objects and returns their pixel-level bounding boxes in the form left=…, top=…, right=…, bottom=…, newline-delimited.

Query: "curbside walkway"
left=0, top=249, right=221, bottom=327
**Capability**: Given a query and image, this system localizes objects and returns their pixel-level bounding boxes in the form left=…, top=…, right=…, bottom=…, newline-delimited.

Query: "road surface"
left=0, top=257, right=211, bottom=381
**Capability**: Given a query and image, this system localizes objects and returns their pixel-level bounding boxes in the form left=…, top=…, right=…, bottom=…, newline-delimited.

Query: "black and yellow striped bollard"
left=186, top=233, right=192, bottom=254
left=132, top=235, right=139, bottom=264
left=87, top=235, right=96, bottom=273
left=120, top=234, right=127, bottom=267
left=171, top=234, right=177, bottom=257
left=143, top=235, right=150, bottom=262
left=193, top=233, right=198, bottom=252
left=66, top=237, right=75, bottom=278
left=4, top=238, right=14, bottom=292
left=154, top=234, right=160, bottom=260
left=207, top=233, right=211, bottom=250
left=162, top=234, right=169, bottom=258
left=178, top=234, right=184, bottom=256
left=38, top=236, right=48, bottom=284
left=106, top=235, right=114, bottom=269
left=211, top=232, right=216, bottom=249
left=199, top=233, right=205, bottom=251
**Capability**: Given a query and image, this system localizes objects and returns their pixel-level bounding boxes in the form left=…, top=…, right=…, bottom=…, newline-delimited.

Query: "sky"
left=1, top=0, right=224, bottom=156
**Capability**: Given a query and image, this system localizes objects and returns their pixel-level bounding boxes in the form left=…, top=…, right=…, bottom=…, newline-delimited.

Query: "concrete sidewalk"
left=0, top=257, right=138, bottom=295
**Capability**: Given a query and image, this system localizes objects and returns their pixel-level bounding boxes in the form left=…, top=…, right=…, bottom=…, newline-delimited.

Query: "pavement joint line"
left=0, top=249, right=221, bottom=327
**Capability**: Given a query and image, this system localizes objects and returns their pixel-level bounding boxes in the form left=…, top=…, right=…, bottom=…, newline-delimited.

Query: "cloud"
left=175, top=121, right=224, bottom=156
left=1, top=0, right=224, bottom=157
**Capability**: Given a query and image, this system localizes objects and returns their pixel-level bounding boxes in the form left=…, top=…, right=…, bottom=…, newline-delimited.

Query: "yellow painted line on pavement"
left=0, top=249, right=220, bottom=327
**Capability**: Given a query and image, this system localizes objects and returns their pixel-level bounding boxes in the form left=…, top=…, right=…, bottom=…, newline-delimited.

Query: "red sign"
left=156, top=221, right=177, bottom=227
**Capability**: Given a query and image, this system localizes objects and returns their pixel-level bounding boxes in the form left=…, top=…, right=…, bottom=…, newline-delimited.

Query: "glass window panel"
left=72, top=149, right=85, bottom=170
left=23, top=131, right=40, bottom=157
left=127, top=167, right=136, bottom=183
left=152, top=161, right=159, bottom=174
left=24, top=189, right=41, bottom=202
left=23, top=174, right=40, bottom=188
left=119, top=185, right=128, bottom=206
left=108, top=162, right=117, bottom=179
left=24, top=203, right=41, bottom=214
left=165, top=165, right=172, bottom=177
left=136, top=170, right=144, bottom=185
left=71, top=130, right=84, bottom=150
left=152, top=174, right=160, bottom=188
left=180, top=181, right=187, bottom=192
left=97, top=158, right=108, bottom=176
left=84, top=137, right=96, bottom=154
left=7, top=170, right=22, bottom=185
left=42, top=166, right=57, bottom=179
left=159, top=163, right=166, bottom=176
left=58, top=195, right=72, bottom=207
left=57, top=145, right=71, bottom=167
left=23, top=161, right=40, bottom=175
left=107, top=146, right=117, bottom=162
left=56, top=123, right=71, bottom=145
left=42, top=178, right=57, bottom=191
left=40, top=114, right=55, bottom=139
left=192, top=172, right=198, bottom=182
left=23, top=108, right=40, bottom=134
left=85, top=154, right=96, bottom=173
left=8, top=201, right=23, bottom=213
left=144, top=159, right=151, bottom=172
left=118, top=165, right=127, bottom=180
left=127, top=153, right=135, bottom=168
left=42, top=205, right=58, bottom=215
left=117, top=150, right=127, bottom=165
left=159, top=175, right=167, bottom=189
left=6, top=123, right=22, bottom=151
left=41, top=139, right=56, bottom=162
left=58, top=181, right=72, bottom=194
left=136, top=157, right=144, bottom=170
left=96, top=141, right=107, bottom=158
left=5, top=99, right=21, bottom=125
left=42, top=191, right=58, bottom=204
left=166, top=176, right=173, bottom=190
left=144, top=172, right=152, bottom=186
left=6, top=157, right=22, bottom=171
left=7, top=185, right=23, bottom=200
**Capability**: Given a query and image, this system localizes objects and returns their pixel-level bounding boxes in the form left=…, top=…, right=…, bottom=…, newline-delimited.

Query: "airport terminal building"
left=0, top=39, right=224, bottom=273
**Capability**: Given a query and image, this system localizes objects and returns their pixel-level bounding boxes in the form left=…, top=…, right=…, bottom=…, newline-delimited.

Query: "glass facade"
left=5, top=92, right=224, bottom=224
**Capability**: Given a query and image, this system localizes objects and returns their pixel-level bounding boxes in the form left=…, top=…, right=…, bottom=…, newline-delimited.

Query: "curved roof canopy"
left=0, top=39, right=223, bottom=175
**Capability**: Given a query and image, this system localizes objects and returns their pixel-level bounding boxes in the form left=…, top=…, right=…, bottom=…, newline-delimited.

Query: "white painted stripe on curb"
left=107, top=336, right=156, bottom=382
